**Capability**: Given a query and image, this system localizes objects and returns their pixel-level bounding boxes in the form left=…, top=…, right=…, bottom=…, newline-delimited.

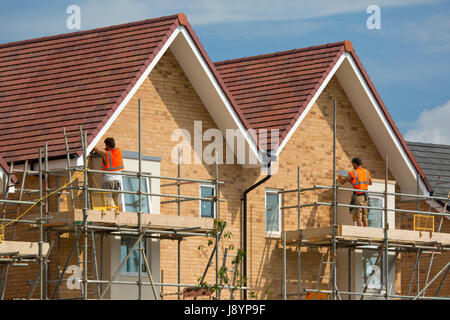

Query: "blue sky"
left=1, top=0, right=449, bottom=143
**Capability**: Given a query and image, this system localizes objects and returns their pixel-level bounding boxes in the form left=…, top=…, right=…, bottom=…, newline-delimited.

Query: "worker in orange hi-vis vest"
left=338, top=157, right=372, bottom=227
left=93, top=137, right=124, bottom=213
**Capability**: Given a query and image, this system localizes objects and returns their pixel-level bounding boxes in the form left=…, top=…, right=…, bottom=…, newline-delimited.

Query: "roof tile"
left=407, top=141, right=450, bottom=197
left=0, top=14, right=181, bottom=163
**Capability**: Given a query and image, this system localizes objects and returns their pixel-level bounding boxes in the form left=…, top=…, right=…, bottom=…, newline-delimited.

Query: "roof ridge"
left=214, top=40, right=351, bottom=66
left=0, top=13, right=182, bottom=50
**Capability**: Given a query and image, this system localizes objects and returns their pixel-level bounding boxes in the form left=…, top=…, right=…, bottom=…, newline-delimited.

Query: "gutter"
left=242, top=150, right=273, bottom=300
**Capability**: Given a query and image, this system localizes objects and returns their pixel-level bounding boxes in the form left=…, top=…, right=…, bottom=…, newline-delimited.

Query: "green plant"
left=196, top=219, right=247, bottom=299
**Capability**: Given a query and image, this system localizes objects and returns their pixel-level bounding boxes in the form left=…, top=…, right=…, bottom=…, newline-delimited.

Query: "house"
left=214, top=39, right=449, bottom=299
left=398, top=141, right=450, bottom=297
left=0, top=13, right=448, bottom=300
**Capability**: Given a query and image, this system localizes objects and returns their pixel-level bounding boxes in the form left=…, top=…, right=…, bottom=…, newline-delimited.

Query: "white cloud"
left=404, top=100, right=450, bottom=144
left=365, top=57, right=450, bottom=85
left=0, top=0, right=439, bottom=42
left=79, top=0, right=438, bottom=25
left=199, top=19, right=325, bottom=40
left=390, top=13, right=450, bottom=53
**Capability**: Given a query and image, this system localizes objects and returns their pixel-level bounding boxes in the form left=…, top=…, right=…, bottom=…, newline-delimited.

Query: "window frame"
left=367, top=195, right=385, bottom=228
left=360, top=248, right=396, bottom=293
left=199, top=183, right=216, bottom=218
left=361, top=249, right=382, bottom=290
left=265, top=188, right=282, bottom=237
left=119, top=236, right=148, bottom=276
left=120, top=176, right=152, bottom=214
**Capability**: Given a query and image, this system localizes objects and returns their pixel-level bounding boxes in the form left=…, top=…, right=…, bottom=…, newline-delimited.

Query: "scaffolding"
left=280, top=100, right=450, bottom=300
left=0, top=98, right=246, bottom=300
left=1, top=98, right=449, bottom=300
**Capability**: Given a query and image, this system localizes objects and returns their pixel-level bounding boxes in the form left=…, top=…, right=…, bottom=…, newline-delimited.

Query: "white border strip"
left=76, top=25, right=261, bottom=166
left=275, top=54, right=346, bottom=157
left=274, top=52, right=428, bottom=195
left=344, top=53, right=429, bottom=195
left=80, top=28, right=181, bottom=164
left=178, top=27, right=261, bottom=163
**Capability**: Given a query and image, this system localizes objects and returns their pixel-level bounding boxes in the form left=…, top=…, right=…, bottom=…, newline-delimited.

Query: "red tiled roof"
left=0, top=14, right=430, bottom=191
left=0, top=13, right=250, bottom=166
left=214, top=40, right=431, bottom=191
left=0, top=14, right=182, bottom=163
left=214, top=41, right=348, bottom=149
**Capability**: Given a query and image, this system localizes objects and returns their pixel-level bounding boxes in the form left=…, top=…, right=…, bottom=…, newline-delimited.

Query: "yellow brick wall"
left=396, top=200, right=450, bottom=297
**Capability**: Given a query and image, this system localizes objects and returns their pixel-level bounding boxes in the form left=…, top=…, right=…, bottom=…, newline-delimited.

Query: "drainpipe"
left=242, top=150, right=273, bottom=300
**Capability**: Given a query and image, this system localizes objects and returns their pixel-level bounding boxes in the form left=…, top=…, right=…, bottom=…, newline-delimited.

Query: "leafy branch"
left=195, top=219, right=247, bottom=299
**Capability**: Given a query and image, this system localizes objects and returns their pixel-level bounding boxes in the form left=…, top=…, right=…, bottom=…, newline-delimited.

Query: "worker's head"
left=104, top=137, right=116, bottom=150
left=351, top=157, right=362, bottom=169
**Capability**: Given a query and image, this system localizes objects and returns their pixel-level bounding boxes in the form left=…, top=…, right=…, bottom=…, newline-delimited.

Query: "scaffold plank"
left=0, top=241, right=49, bottom=257
left=285, top=225, right=450, bottom=246
left=39, top=210, right=215, bottom=232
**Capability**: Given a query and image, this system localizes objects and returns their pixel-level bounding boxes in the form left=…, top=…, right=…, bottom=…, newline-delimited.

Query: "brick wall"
left=396, top=200, right=450, bottom=297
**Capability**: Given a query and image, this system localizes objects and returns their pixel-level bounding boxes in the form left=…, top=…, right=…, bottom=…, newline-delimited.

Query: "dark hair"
left=352, top=157, right=362, bottom=166
left=104, top=137, right=116, bottom=149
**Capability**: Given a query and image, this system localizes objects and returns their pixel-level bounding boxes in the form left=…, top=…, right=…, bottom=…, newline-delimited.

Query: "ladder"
left=314, top=248, right=335, bottom=299
left=420, top=189, right=450, bottom=297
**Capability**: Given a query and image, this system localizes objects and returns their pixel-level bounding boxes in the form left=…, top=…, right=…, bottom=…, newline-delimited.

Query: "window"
left=368, top=196, right=384, bottom=228
left=361, top=249, right=396, bottom=292
left=200, top=184, right=216, bottom=218
left=121, top=176, right=151, bottom=213
left=265, top=189, right=281, bottom=236
left=361, top=250, right=382, bottom=290
left=120, top=236, right=146, bottom=274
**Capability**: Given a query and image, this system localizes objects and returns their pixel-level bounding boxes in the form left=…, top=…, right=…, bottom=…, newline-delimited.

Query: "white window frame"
left=367, top=195, right=385, bottom=228
left=119, top=236, right=148, bottom=276
left=359, top=248, right=396, bottom=294
left=265, top=189, right=282, bottom=237
left=121, top=176, right=152, bottom=214
left=361, top=249, right=382, bottom=290
left=199, top=183, right=216, bottom=218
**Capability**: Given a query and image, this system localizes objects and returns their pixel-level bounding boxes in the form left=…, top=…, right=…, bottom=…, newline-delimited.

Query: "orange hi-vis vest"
left=349, top=167, right=370, bottom=195
left=101, top=148, right=124, bottom=171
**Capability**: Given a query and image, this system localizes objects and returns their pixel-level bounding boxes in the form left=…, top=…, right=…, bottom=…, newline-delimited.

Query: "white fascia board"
left=274, top=51, right=428, bottom=195
left=70, top=28, right=182, bottom=167
left=275, top=54, right=347, bottom=157
left=343, top=53, right=429, bottom=196
left=176, top=27, right=262, bottom=164
left=66, top=25, right=261, bottom=168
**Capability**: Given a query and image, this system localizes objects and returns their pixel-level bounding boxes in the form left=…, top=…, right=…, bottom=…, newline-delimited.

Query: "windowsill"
left=123, top=211, right=154, bottom=214
left=120, top=272, right=148, bottom=277
left=265, top=233, right=281, bottom=239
